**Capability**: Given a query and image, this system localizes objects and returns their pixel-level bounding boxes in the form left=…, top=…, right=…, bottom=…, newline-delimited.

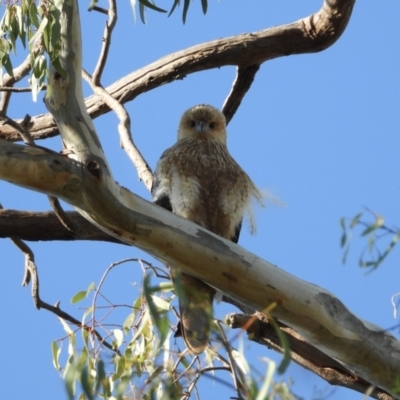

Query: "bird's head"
left=178, top=104, right=227, bottom=144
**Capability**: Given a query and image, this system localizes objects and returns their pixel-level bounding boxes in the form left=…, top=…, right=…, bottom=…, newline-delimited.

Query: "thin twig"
left=12, top=237, right=41, bottom=308
left=222, top=64, right=260, bottom=125
left=48, top=196, right=78, bottom=235
left=0, top=111, right=34, bottom=144
left=216, top=320, right=247, bottom=399
left=92, top=0, right=117, bottom=85
left=91, top=258, right=143, bottom=331
left=185, top=366, right=233, bottom=399
left=82, top=69, right=154, bottom=190
left=90, top=5, right=109, bottom=15
left=138, top=258, right=170, bottom=280
left=38, top=299, right=121, bottom=355
left=0, top=86, right=47, bottom=93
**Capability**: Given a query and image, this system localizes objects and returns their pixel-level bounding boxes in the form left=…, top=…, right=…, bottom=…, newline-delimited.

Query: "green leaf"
left=350, top=212, right=363, bottom=228
left=342, top=245, right=350, bottom=264
left=113, top=329, right=124, bottom=348
left=59, top=317, right=74, bottom=335
left=112, top=356, right=126, bottom=381
left=139, top=1, right=146, bottom=24
left=123, top=312, right=136, bottom=334
left=201, top=0, right=208, bottom=14
left=138, top=0, right=167, bottom=13
left=143, top=275, right=169, bottom=347
left=340, top=232, right=347, bottom=248
left=182, top=0, right=190, bottom=24
left=231, top=348, right=249, bottom=375
left=361, top=214, right=384, bottom=236
left=80, top=366, right=94, bottom=400
left=256, top=358, right=276, bottom=400
left=28, top=15, right=48, bottom=45
left=64, top=356, right=77, bottom=400
left=2, top=53, right=13, bottom=76
left=88, top=0, right=99, bottom=11
left=151, top=295, right=171, bottom=311
left=168, top=0, right=180, bottom=17
left=51, top=341, right=61, bottom=371
left=71, top=283, right=95, bottom=303
left=71, top=291, right=87, bottom=304
left=29, top=2, right=40, bottom=28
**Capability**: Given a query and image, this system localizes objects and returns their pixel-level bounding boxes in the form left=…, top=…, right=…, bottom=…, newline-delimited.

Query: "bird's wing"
left=151, top=153, right=173, bottom=212
left=231, top=220, right=242, bottom=244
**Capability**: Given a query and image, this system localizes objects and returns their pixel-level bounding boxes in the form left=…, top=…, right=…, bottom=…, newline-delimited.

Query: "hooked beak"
left=195, top=121, right=206, bottom=133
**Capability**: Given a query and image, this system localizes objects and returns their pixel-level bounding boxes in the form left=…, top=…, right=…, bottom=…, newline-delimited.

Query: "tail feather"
left=171, top=268, right=214, bottom=354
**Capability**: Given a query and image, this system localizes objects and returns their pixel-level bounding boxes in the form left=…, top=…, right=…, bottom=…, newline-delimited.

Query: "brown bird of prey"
left=152, top=104, right=262, bottom=354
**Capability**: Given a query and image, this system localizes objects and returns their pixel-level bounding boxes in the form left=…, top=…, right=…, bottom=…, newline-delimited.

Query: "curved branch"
left=82, top=69, right=153, bottom=190
left=222, top=64, right=260, bottom=125
left=0, top=0, right=355, bottom=141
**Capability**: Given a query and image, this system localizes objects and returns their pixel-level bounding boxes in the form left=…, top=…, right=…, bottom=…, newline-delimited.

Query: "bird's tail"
left=171, top=268, right=214, bottom=355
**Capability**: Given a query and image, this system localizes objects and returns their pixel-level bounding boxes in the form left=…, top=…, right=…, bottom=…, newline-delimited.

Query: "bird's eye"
left=209, top=122, right=216, bottom=129
left=189, top=120, right=196, bottom=128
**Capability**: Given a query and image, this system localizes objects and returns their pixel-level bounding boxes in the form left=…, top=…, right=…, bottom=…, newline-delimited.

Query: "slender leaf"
left=201, top=0, right=208, bottom=14
left=138, top=0, right=167, bottom=13
left=51, top=341, right=61, bottom=371
left=182, top=0, right=190, bottom=24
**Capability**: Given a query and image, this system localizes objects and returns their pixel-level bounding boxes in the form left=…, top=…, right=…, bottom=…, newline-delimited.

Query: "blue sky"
left=1, top=1, right=399, bottom=399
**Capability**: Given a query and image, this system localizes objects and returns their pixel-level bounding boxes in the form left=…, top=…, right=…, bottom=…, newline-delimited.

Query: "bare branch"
left=11, top=237, right=40, bottom=308
left=0, top=111, right=34, bottom=144
left=0, top=0, right=355, bottom=141
left=0, top=209, right=126, bottom=243
left=0, top=86, right=44, bottom=93
left=92, top=0, right=117, bottom=85
left=90, top=5, right=108, bottom=15
left=38, top=300, right=120, bottom=355
left=222, top=64, right=260, bottom=125
left=82, top=69, right=153, bottom=190
left=48, top=196, right=79, bottom=235
left=0, top=54, right=32, bottom=113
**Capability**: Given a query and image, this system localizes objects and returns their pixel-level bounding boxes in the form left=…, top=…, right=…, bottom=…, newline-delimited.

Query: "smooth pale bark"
left=1, top=0, right=399, bottom=398
left=1, top=139, right=400, bottom=396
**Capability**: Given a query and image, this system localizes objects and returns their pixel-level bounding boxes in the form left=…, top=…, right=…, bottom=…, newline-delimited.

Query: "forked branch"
left=0, top=0, right=355, bottom=141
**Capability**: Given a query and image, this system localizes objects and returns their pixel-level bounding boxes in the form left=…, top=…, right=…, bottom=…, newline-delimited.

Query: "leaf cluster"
left=0, top=0, right=64, bottom=99
left=50, top=260, right=295, bottom=400
left=89, top=0, right=208, bottom=24
left=340, top=210, right=400, bottom=270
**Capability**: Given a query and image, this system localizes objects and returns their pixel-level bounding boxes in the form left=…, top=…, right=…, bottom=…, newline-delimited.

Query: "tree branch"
left=3, top=1, right=396, bottom=398
left=226, top=313, right=395, bottom=400
left=0, top=0, right=355, bottom=141
left=222, top=64, right=260, bottom=125
left=0, top=209, right=125, bottom=243
left=1, top=140, right=399, bottom=397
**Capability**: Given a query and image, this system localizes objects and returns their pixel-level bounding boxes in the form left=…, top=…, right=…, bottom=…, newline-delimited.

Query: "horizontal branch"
left=0, top=0, right=355, bottom=141
left=0, top=141, right=399, bottom=397
left=0, top=209, right=124, bottom=244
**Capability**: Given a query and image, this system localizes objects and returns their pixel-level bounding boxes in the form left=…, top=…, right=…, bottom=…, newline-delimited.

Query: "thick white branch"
left=0, top=140, right=399, bottom=396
